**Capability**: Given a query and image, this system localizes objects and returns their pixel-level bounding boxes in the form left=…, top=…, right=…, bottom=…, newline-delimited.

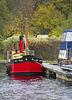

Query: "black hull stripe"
left=10, top=72, right=43, bottom=76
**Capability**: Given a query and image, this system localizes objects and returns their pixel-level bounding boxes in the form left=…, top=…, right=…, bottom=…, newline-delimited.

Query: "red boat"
left=6, top=16, right=43, bottom=76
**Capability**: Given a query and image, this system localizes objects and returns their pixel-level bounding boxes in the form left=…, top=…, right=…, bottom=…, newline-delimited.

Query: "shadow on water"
left=43, top=73, right=72, bottom=87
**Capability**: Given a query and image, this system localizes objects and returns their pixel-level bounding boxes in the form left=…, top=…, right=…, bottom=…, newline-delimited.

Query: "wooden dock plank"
left=43, top=63, right=64, bottom=74
left=43, top=63, right=72, bottom=81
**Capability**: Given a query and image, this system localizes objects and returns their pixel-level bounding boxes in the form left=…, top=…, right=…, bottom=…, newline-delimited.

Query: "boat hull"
left=8, top=62, right=42, bottom=76
left=7, top=55, right=43, bottom=76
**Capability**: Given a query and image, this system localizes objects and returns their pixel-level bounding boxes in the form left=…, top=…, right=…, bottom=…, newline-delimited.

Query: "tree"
left=0, top=41, right=4, bottom=53
left=50, top=13, right=72, bottom=37
left=53, top=0, right=72, bottom=19
left=29, top=3, right=64, bottom=36
left=6, top=0, right=34, bottom=18
left=8, top=11, right=26, bottom=36
left=33, top=0, right=48, bottom=10
left=0, top=0, right=12, bottom=40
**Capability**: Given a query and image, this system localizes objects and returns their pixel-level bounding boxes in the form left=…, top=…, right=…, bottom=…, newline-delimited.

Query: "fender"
left=6, top=64, right=11, bottom=75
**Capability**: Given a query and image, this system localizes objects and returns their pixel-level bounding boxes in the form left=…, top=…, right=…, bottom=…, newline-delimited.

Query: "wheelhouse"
left=58, top=29, right=72, bottom=63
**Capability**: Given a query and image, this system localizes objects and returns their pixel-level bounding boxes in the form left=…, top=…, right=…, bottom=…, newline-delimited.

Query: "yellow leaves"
left=51, top=30, right=57, bottom=35
left=29, top=2, right=64, bottom=36
left=28, top=31, right=34, bottom=36
left=13, top=31, right=20, bottom=36
left=8, top=11, right=25, bottom=36
left=33, top=3, right=64, bottom=36
left=48, top=30, right=60, bottom=37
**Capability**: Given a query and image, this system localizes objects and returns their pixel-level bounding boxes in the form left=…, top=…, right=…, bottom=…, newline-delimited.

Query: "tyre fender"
left=6, top=64, right=11, bottom=75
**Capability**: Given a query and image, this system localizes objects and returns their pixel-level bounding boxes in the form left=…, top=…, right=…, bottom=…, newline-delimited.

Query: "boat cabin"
left=7, top=36, right=25, bottom=59
left=58, top=29, right=72, bottom=64
left=7, top=36, right=34, bottom=60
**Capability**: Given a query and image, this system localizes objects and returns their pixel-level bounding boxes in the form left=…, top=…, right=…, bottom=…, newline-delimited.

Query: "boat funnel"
left=19, top=36, right=23, bottom=53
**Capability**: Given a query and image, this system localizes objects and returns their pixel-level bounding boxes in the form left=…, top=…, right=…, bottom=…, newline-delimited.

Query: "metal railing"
left=7, top=49, right=35, bottom=60
left=7, top=50, right=12, bottom=60
left=29, top=50, right=35, bottom=55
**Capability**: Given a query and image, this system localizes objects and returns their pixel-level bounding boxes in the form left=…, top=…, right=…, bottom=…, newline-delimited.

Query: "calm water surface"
left=0, top=64, right=72, bottom=100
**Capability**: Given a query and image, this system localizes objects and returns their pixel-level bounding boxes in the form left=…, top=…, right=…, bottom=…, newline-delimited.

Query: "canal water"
left=0, top=64, right=72, bottom=100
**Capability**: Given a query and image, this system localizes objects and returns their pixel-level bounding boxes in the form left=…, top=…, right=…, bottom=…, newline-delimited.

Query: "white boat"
left=61, top=64, right=72, bottom=71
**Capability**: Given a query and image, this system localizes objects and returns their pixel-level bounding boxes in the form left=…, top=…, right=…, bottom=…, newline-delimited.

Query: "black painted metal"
left=8, top=55, right=43, bottom=64
left=11, top=72, right=43, bottom=76
left=19, top=35, right=23, bottom=41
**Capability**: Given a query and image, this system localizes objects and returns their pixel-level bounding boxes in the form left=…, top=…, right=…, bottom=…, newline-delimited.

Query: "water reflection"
left=10, top=75, right=42, bottom=84
left=7, top=75, right=43, bottom=100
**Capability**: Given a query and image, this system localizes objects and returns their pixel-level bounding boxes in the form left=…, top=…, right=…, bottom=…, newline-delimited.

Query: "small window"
left=23, top=44, right=25, bottom=50
left=62, top=32, right=67, bottom=41
left=66, top=32, right=72, bottom=41
left=14, top=43, right=17, bottom=50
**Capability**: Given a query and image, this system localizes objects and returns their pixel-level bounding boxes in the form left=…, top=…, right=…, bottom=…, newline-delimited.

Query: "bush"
left=29, top=37, right=60, bottom=60
left=0, top=41, right=4, bottom=53
left=2, top=35, right=19, bottom=59
left=3, top=35, right=61, bottom=60
left=0, top=40, right=5, bottom=60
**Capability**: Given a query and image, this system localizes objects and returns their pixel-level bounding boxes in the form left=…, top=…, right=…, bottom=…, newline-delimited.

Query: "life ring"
left=6, top=64, right=11, bottom=75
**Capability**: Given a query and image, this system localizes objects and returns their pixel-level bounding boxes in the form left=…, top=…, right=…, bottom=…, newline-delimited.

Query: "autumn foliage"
left=1, top=0, right=72, bottom=39
left=0, top=0, right=72, bottom=60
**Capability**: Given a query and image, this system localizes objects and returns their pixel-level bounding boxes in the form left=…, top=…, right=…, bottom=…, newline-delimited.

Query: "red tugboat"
left=6, top=16, right=43, bottom=76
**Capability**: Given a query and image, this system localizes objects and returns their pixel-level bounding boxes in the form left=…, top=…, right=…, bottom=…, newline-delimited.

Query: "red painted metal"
left=19, top=41, right=23, bottom=53
left=8, top=62, right=42, bottom=73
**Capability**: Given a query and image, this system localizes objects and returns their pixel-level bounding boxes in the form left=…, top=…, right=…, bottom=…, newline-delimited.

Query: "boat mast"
left=25, top=13, right=29, bottom=55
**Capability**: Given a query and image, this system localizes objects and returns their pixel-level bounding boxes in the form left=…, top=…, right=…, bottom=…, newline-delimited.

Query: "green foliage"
left=0, top=40, right=5, bottom=60
left=29, top=3, right=64, bottom=36
left=3, top=35, right=20, bottom=51
left=6, top=0, right=34, bottom=18
left=43, top=60, right=52, bottom=63
left=0, top=41, right=4, bottom=53
left=0, top=0, right=9, bottom=21
left=29, top=36, right=60, bottom=60
left=49, top=13, right=72, bottom=36
left=0, top=0, right=72, bottom=38
left=0, top=0, right=12, bottom=40
left=53, top=0, right=72, bottom=19
left=0, top=53, right=5, bottom=60
left=8, top=12, right=26, bottom=36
